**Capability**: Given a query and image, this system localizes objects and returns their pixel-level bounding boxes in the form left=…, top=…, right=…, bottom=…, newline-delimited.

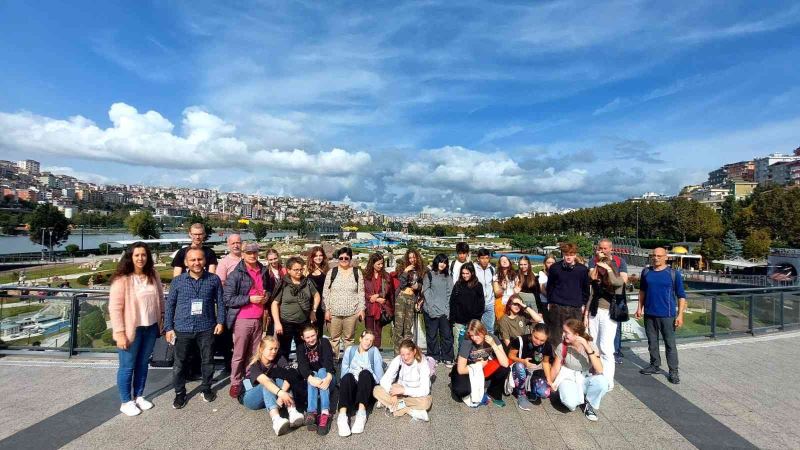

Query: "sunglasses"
left=339, top=256, right=351, bottom=261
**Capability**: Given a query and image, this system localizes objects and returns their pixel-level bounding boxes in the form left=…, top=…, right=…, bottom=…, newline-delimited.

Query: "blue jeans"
left=558, top=374, right=609, bottom=411
left=307, top=368, right=332, bottom=413
left=243, top=379, right=285, bottom=412
left=614, top=323, right=622, bottom=357
left=116, top=324, right=159, bottom=403
left=481, top=304, right=495, bottom=332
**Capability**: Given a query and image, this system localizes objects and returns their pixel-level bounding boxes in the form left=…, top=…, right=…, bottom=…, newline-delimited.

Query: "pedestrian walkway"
left=1, top=331, right=798, bottom=449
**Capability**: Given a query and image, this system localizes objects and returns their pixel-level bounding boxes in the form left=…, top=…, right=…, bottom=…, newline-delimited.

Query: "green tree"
left=699, top=237, right=724, bottom=267
left=252, top=222, right=268, bottom=241
left=186, top=214, right=213, bottom=240
left=80, top=309, right=107, bottom=338
left=126, top=210, right=161, bottom=239
left=65, top=244, right=79, bottom=259
left=723, top=230, right=742, bottom=258
left=28, top=204, right=71, bottom=255
left=98, top=243, right=111, bottom=255
left=742, top=229, right=771, bottom=260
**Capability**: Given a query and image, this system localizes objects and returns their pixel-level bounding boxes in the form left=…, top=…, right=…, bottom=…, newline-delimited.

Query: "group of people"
left=109, top=225, right=687, bottom=436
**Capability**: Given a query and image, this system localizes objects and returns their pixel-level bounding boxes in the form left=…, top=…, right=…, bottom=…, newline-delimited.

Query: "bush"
left=77, top=332, right=93, bottom=348
left=100, top=329, right=115, bottom=346
left=81, top=310, right=107, bottom=338
left=694, top=311, right=731, bottom=329
left=80, top=301, right=100, bottom=314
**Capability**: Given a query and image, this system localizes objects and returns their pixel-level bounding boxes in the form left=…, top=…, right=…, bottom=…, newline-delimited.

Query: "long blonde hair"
left=398, top=338, right=423, bottom=363
left=249, top=335, right=279, bottom=367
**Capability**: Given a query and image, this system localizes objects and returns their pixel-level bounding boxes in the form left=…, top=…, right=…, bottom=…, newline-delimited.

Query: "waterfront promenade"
left=1, top=331, right=797, bottom=449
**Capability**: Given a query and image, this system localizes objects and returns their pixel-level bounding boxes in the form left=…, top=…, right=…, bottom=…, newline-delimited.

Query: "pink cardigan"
left=109, top=273, right=165, bottom=343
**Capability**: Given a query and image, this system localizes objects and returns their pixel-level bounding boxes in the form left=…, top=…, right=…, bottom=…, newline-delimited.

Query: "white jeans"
left=589, top=308, right=617, bottom=388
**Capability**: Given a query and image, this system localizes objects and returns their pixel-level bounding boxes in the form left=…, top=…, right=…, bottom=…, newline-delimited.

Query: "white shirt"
left=473, top=264, right=495, bottom=306
left=451, top=259, right=470, bottom=285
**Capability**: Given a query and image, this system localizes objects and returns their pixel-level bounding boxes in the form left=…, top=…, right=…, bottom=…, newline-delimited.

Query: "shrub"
left=77, top=332, right=93, bottom=348
left=694, top=311, right=731, bottom=329
left=80, top=310, right=107, bottom=338
left=100, top=329, right=115, bottom=346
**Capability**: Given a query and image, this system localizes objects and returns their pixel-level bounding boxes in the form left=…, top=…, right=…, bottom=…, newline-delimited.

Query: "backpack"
left=329, top=266, right=360, bottom=290
left=641, top=266, right=679, bottom=299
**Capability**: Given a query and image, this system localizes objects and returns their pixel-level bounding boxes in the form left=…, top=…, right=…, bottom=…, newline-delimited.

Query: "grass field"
left=0, top=263, right=110, bottom=284
left=0, top=303, right=45, bottom=319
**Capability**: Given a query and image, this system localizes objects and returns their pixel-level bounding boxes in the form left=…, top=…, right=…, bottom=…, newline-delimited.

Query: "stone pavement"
left=1, top=330, right=798, bottom=449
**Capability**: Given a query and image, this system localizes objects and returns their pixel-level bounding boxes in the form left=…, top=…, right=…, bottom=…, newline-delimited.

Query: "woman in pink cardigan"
left=109, top=242, right=165, bottom=417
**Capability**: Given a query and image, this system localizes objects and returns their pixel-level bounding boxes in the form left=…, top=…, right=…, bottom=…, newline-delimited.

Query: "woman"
left=394, top=249, right=425, bottom=354
left=109, top=242, right=165, bottom=417
left=517, top=256, right=545, bottom=315
left=242, top=336, right=305, bottom=435
left=271, top=256, right=321, bottom=361
left=305, top=246, right=329, bottom=337
left=323, top=247, right=365, bottom=359
left=551, top=318, right=609, bottom=421
left=364, top=252, right=394, bottom=349
left=296, top=325, right=335, bottom=435
left=496, top=294, right=544, bottom=347
left=448, top=262, right=485, bottom=359
left=492, top=255, right=517, bottom=320
left=507, top=323, right=554, bottom=411
left=587, top=252, right=625, bottom=390
left=264, top=248, right=287, bottom=334
left=450, top=319, right=510, bottom=407
left=538, top=255, right=557, bottom=306
left=222, top=242, right=268, bottom=399
left=422, top=253, right=454, bottom=366
left=374, top=339, right=432, bottom=421
left=337, top=329, right=385, bottom=437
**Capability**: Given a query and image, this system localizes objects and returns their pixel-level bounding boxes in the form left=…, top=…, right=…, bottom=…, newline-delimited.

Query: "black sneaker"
left=584, top=403, right=598, bottom=421
left=172, top=394, right=187, bottom=409
left=639, top=365, right=660, bottom=375
left=668, top=371, right=681, bottom=385
left=201, top=389, right=217, bottom=402
left=614, top=354, right=624, bottom=365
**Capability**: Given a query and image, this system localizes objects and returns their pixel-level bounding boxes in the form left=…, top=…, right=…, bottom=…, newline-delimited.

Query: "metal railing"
left=681, top=271, right=798, bottom=287
left=2, top=283, right=799, bottom=356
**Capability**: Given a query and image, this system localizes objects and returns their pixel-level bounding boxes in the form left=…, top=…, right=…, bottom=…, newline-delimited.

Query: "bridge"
left=0, top=284, right=798, bottom=449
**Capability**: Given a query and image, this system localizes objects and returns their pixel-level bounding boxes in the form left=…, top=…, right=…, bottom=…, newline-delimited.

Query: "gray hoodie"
left=422, top=271, right=453, bottom=318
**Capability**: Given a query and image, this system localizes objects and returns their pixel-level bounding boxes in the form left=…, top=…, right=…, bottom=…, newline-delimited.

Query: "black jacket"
left=546, top=261, right=590, bottom=308
left=296, top=336, right=336, bottom=378
left=449, top=281, right=485, bottom=325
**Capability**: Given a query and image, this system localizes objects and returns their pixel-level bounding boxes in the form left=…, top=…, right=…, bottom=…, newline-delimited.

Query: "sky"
left=1, top=0, right=799, bottom=216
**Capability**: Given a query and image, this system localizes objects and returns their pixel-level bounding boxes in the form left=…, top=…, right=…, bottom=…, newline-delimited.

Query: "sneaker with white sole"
left=272, top=416, right=290, bottom=436
left=584, top=403, right=598, bottom=421
left=517, top=396, right=533, bottom=411
left=350, top=412, right=367, bottom=434
left=120, top=401, right=141, bottom=417
left=134, top=397, right=153, bottom=411
left=408, top=409, right=429, bottom=422
left=337, top=414, right=351, bottom=437
left=287, top=407, right=304, bottom=428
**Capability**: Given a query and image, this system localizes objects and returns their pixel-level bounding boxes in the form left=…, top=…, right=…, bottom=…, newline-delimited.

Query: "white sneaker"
left=408, top=409, right=429, bottom=422
left=134, top=397, right=153, bottom=411
left=272, top=416, right=290, bottom=436
left=120, top=401, right=141, bottom=417
left=287, top=407, right=304, bottom=428
left=337, top=414, right=351, bottom=437
left=351, top=413, right=366, bottom=434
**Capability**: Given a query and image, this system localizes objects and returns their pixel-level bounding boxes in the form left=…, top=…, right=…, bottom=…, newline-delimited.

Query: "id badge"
left=191, top=299, right=203, bottom=316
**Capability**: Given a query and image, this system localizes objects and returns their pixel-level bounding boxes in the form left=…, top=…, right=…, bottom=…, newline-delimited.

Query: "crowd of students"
left=109, top=227, right=687, bottom=436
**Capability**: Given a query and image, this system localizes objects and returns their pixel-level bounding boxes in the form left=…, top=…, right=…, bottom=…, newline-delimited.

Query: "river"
left=0, top=231, right=297, bottom=255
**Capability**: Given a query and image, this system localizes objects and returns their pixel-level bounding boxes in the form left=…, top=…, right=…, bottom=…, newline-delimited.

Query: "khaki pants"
left=329, top=312, right=359, bottom=358
left=373, top=385, right=432, bottom=417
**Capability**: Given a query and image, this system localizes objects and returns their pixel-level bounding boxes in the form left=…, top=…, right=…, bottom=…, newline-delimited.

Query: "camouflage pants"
left=392, top=292, right=416, bottom=354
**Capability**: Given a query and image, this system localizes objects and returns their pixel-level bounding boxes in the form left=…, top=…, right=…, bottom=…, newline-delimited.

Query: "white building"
left=754, top=153, right=800, bottom=185
left=17, top=159, right=40, bottom=175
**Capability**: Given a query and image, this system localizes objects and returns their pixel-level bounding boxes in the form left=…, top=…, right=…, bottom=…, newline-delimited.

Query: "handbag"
left=380, top=306, right=394, bottom=326
left=609, top=294, right=629, bottom=322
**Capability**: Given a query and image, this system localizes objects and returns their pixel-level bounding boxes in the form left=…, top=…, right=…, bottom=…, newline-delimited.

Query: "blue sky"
left=1, top=0, right=799, bottom=216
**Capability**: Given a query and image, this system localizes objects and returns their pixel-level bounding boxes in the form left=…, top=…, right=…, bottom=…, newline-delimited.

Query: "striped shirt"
left=164, top=271, right=225, bottom=333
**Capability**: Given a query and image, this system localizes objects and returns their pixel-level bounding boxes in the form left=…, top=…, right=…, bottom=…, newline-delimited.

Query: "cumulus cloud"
left=0, top=103, right=371, bottom=176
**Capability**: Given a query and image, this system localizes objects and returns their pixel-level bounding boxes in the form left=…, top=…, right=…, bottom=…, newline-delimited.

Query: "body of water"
left=0, top=231, right=298, bottom=255
left=492, top=252, right=545, bottom=263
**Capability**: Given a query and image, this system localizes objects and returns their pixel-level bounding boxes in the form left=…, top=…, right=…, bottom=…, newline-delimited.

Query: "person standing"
left=109, top=242, right=165, bottom=416
left=272, top=256, right=321, bottom=360
left=450, top=242, right=470, bottom=285
left=394, top=249, right=425, bottom=354
left=323, top=247, right=365, bottom=359
left=492, top=255, right=517, bottom=320
left=421, top=253, right=454, bottom=366
left=215, top=234, right=243, bottom=285
left=171, top=223, right=218, bottom=276
left=305, top=246, right=329, bottom=338
left=363, top=252, right=394, bottom=349
left=538, top=255, right=557, bottom=306
left=517, top=256, right=545, bottom=317
left=587, top=239, right=628, bottom=365
left=546, top=243, right=590, bottom=347
left=222, top=242, right=268, bottom=399
left=164, top=248, right=225, bottom=409
left=474, top=248, right=496, bottom=331
left=586, top=252, right=625, bottom=390
left=635, top=247, right=686, bottom=385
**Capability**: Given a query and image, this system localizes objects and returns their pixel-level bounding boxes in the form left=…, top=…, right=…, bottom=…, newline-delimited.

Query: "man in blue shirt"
left=165, top=248, right=225, bottom=408
left=635, top=247, right=686, bottom=384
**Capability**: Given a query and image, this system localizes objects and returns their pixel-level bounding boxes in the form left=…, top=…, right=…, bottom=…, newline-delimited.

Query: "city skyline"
left=2, top=1, right=800, bottom=215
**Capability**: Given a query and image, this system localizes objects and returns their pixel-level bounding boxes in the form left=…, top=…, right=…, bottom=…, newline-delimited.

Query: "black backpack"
left=328, top=266, right=360, bottom=290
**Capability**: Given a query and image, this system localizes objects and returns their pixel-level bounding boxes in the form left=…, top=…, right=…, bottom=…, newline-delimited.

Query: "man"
left=223, top=242, right=268, bottom=399
left=473, top=248, right=496, bottom=331
left=636, top=247, right=686, bottom=385
left=450, top=242, right=471, bottom=285
left=546, top=242, right=590, bottom=347
left=171, top=223, right=218, bottom=277
left=164, top=248, right=225, bottom=409
left=588, top=239, right=628, bottom=364
left=215, top=234, right=243, bottom=285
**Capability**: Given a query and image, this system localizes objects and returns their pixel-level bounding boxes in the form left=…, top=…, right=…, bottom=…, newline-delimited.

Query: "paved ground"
left=1, top=331, right=798, bottom=449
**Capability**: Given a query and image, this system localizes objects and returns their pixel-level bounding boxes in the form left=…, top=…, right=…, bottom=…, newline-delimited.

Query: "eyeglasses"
left=339, top=256, right=351, bottom=261
left=289, top=268, right=303, bottom=272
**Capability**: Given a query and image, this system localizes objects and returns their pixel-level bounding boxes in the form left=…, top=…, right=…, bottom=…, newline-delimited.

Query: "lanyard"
left=189, top=274, right=205, bottom=299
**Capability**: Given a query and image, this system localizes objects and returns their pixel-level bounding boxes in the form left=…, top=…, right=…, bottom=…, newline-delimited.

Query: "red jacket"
left=364, top=272, right=394, bottom=319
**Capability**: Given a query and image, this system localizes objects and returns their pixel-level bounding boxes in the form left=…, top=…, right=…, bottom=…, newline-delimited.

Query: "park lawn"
left=635, top=311, right=731, bottom=339
left=0, top=263, right=107, bottom=284
left=0, top=304, right=45, bottom=319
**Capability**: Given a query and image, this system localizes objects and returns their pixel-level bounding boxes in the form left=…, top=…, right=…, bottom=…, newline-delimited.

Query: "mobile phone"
left=243, top=379, right=253, bottom=391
